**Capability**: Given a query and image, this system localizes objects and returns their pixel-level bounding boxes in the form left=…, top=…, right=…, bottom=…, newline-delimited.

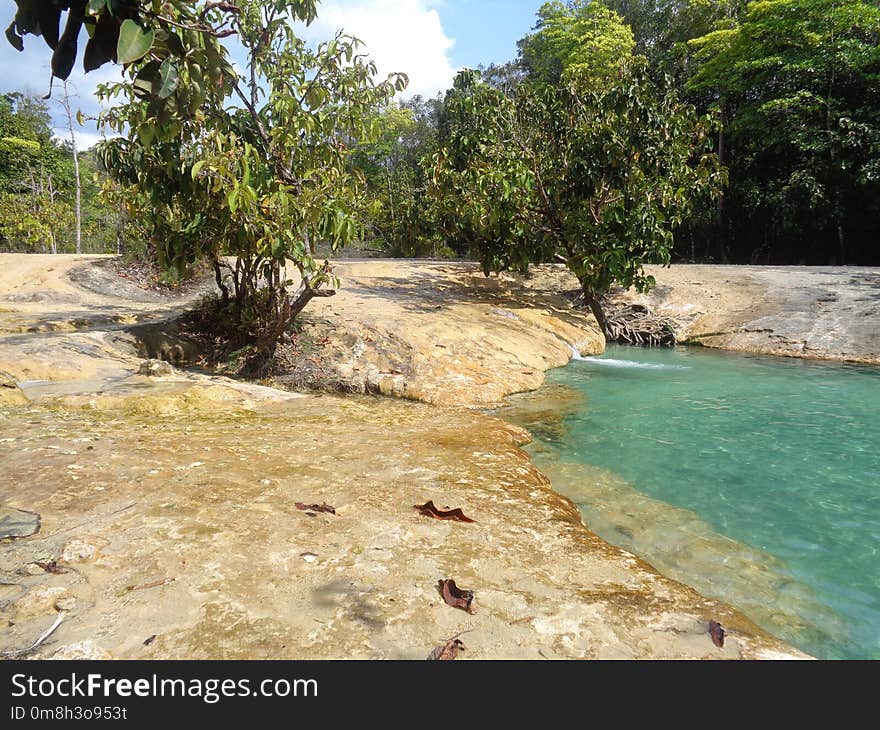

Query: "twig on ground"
left=1, top=611, right=65, bottom=658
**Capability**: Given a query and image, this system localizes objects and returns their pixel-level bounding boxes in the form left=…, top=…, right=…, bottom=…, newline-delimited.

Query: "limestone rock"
left=61, top=538, right=103, bottom=563
left=14, top=586, right=71, bottom=618
left=0, top=507, right=40, bottom=539
left=51, top=641, right=113, bottom=660
left=138, top=359, right=175, bottom=377
left=0, top=369, right=27, bottom=406
left=55, top=597, right=77, bottom=611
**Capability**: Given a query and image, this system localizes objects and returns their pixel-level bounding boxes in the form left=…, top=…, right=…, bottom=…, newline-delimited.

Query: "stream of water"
left=498, top=345, right=880, bottom=659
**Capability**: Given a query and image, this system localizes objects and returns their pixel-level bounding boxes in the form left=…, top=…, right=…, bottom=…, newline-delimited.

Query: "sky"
left=0, top=0, right=544, bottom=150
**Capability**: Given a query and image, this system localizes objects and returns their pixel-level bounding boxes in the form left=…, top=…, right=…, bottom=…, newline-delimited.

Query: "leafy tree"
left=7, top=1, right=407, bottom=359
left=518, top=1, right=636, bottom=86
left=352, top=95, right=447, bottom=257
left=0, top=92, right=72, bottom=193
left=603, top=0, right=744, bottom=71
left=0, top=176, right=75, bottom=253
left=688, top=0, right=880, bottom=263
left=0, top=92, right=77, bottom=252
left=431, top=65, right=724, bottom=335
left=477, top=60, right=527, bottom=94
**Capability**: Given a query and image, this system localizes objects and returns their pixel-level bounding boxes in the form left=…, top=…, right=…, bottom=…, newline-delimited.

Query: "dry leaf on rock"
left=295, top=503, right=337, bottom=515
left=427, top=638, right=466, bottom=661
left=437, top=578, right=475, bottom=614
left=414, top=501, right=475, bottom=523
left=35, top=561, right=67, bottom=574
left=708, top=620, right=725, bottom=648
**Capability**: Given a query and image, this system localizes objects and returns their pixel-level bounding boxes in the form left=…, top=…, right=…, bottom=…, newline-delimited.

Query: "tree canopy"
left=431, top=62, right=723, bottom=334
left=518, top=1, right=636, bottom=86
left=606, top=0, right=880, bottom=264
left=688, top=0, right=880, bottom=263
left=7, top=1, right=407, bottom=360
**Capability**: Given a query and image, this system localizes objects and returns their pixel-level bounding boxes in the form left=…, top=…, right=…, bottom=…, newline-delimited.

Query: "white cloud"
left=52, top=128, right=113, bottom=151
left=301, top=0, right=457, bottom=98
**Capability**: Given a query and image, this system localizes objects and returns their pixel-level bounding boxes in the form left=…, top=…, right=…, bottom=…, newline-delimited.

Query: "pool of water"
left=496, top=345, right=880, bottom=659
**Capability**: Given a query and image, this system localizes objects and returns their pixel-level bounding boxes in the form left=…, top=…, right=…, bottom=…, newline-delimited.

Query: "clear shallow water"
left=504, top=345, right=880, bottom=659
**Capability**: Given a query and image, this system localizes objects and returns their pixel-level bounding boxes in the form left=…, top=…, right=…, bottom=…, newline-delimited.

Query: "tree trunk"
left=716, top=97, right=729, bottom=264
left=61, top=81, right=81, bottom=255
left=213, top=259, right=230, bottom=303
left=584, top=291, right=610, bottom=339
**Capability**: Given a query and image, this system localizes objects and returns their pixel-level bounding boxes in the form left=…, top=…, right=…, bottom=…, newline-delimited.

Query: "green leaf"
left=157, top=58, right=179, bottom=99
left=136, top=122, right=155, bottom=146
left=117, top=19, right=153, bottom=65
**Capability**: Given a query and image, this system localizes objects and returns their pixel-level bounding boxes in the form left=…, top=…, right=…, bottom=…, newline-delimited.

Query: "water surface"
left=499, top=345, right=880, bottom=659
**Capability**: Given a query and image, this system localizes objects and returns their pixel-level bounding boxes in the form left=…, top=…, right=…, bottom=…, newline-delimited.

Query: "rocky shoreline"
left=610, top=264, right=880, bottom=365
left=0, top=255, right=818, bottom=659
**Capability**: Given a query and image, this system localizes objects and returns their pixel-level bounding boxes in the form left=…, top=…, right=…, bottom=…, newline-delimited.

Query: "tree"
left=352, top=95, right=446, bottom=257
left=431, top=65, right=724, bottom=336
left=7, top=1, right=407, bottom=359
left=0, top=92, right=76, bottom=252
left=518, top=1, right=636, bottom=86
left=58, top=81, right=81, bottom=254
left=688, top=0, right=880, bottom=264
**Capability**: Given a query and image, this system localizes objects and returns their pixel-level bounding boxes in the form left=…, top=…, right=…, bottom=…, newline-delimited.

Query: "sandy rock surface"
left=270, top=260, right=604, bottom=408
left=0, top=254, right=807, bottom=659
left=609, top=264, right=880, bottom=364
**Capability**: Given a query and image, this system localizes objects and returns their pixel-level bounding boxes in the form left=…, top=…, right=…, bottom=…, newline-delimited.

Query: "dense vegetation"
left=0, top=90, right=119, bottom=254
left=607, top=0, right=880, bottom=265
left=3, top=0, right=879, bottom=349
left=362, top=0, right=880, bottom=267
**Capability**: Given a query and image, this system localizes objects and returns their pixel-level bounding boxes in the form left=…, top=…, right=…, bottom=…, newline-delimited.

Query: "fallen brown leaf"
left=414, top=501, right=475, bottom=524
left=35, top=561, right=67, bottom=575
left=438, top=578, right=475, bottom=614
left=708, top=620, right=725, bottom=648
left=427, top=638, right=466, bottom=661
left=295, top=502, right=337, bottom=515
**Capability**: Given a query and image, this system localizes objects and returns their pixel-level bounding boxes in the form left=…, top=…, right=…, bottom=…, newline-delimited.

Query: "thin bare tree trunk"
left=716, top=97, right=729, bottom=264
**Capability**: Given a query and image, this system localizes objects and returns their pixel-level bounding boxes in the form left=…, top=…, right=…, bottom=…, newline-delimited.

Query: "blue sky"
left=0, top=0, right=545, bottom=148
left=438, top=1, right=542, bottom=68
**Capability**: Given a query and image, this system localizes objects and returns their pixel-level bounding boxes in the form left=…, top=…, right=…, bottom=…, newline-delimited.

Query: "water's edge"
left=493, top=344, right=880, bottom=659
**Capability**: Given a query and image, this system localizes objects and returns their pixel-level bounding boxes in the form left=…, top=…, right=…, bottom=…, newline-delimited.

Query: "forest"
left=2, top=0, right=879, bottom=348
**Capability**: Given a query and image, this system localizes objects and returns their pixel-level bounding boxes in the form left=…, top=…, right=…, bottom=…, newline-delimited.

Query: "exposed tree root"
left=568, top=291, right=678, bottom=347
left=603, top=302, right=677, bottom=347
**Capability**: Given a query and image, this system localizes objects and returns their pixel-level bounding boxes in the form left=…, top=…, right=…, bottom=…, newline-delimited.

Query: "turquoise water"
left=505, top=345, right=880, bottom=659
